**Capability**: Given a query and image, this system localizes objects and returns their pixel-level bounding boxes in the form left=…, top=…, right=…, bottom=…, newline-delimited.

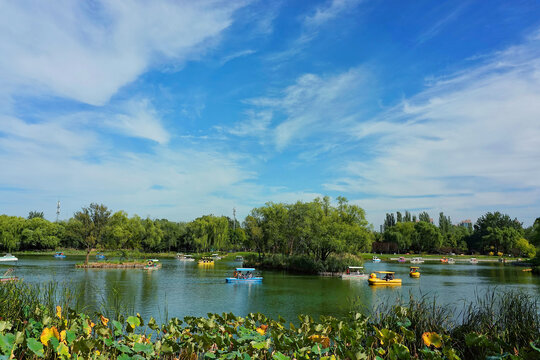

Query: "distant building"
left=429, top=218, right=434, bottom=224
left=458, top=219, right=472, bottom=230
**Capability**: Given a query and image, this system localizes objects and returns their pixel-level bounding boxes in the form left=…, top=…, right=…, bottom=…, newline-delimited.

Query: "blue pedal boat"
left=54, top=252, right=66, bottom=258
left=226, top=268, right=263, bottom=283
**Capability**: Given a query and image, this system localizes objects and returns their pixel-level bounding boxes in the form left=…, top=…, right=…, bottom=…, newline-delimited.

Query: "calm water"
left=3, top=256, right=539, bottom=322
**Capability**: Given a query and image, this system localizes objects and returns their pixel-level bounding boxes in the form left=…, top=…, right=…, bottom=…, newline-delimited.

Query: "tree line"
left=378, top=210, right=538, bottom=257
left=0, top=198, right=539, bottom=260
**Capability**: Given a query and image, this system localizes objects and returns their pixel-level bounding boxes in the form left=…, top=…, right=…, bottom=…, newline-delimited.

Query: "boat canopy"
left=147, top=259, right=159, bottom=262
left=410, top=266, right=420, bottom=269
left=212, top=253, right=219, bottom=256
left=348, top=266, right=364, bottom=269
left=375, top=271, right=395, bottom=274
left=236, top=268, right=255, bottom=271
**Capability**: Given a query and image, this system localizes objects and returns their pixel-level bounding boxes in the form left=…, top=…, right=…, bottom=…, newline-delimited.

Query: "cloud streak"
left=0, top=0, right=246, bottom=105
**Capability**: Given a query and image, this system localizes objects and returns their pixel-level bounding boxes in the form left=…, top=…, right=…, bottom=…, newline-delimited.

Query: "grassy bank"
left=0, top=282, right=538, bottom=359
left=244, top=253, right=363, bottom=274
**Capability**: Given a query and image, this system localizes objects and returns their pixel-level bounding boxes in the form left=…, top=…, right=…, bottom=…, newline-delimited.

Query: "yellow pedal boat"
left=368, top=271, right=402, bottom=286
left=409, top=266, right=420, bottom=278
left=198, top=258, right=214, bottom=265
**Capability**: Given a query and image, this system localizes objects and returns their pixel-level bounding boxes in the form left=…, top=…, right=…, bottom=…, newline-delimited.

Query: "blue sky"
left=1, top=0, right=540, bottom=227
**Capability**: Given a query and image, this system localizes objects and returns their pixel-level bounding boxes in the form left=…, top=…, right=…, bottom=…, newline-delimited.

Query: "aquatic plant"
left=0, top=284, right=539, bottom=359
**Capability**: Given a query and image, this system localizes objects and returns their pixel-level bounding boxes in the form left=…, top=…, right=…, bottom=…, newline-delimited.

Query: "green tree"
left=419, top=211, right=431, bottom=223
left=73, top=203, right=111, bottom=265
left=413, top=221, right=442, bottom=252
left=470, top=212, right=523, bottom=253
left=27, top=211, right=44, bottom=219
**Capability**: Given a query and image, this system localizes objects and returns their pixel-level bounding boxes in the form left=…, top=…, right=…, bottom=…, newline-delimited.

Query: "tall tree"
left=396, top=211, right=403, bottom=223
left=404, top=211, right=412, bottom=222
left=28, top=211, right=44, bottom=219
left=419, top=211, right=431, bottom=223
left=73, top=203, right=111, bottom=265
left=470, top=212, right=523, bottom=253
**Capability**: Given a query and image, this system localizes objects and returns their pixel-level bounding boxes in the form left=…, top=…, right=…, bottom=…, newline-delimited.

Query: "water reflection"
left=4, top=256, right=539, bottom=322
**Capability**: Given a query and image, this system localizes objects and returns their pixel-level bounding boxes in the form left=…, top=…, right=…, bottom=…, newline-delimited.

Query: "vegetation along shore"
left=0, top=281, right=538, bottom=359
left=1, top=196, right=539, bottom=273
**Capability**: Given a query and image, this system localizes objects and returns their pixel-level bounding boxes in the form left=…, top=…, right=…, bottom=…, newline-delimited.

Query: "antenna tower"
left=56, top=201, right=60, bottom=222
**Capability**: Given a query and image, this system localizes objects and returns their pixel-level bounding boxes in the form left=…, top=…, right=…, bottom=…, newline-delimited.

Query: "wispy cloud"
left=219, top=49, right=257, bottom=65
left=417, top=3, right=467, bottom=44
left=105, top=99, right=170, bottom=144
left=245, top=67, right=375, bottom=150
left=267, top=0, right=363, bottom=62
left=325, top=33, right=540, bottom=224
left=303, top=0, right=363, bottom=28
left=0, top=0, right=246, bottom=106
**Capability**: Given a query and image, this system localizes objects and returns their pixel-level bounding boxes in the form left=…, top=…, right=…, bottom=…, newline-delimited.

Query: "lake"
left=3, top=256, right=539, bottom=322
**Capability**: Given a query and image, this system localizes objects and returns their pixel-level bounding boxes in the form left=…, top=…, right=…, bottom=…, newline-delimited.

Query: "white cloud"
left=304, top=0, right=363, bottom=28
left=246, top=68, right=374, bottom=149
left=105, top=99, right=170, bottom=144
left=227, top=110, right=273, bottom=137
left=0, top=0, right=246, bottom=106
left=325, top=34, right=540, bottom=226
left=219, top=49, right=257, bottom=65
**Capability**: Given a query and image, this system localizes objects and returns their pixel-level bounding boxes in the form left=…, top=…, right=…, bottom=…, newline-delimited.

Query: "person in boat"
left=383, top=273, right=394, bottom=281
left=346, top=268, right=350, bottom=275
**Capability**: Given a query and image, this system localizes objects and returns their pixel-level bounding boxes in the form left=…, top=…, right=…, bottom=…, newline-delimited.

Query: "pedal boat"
left=198, top=258, right=214, bottom=265
left=0, top=253, right=18, bottom=262
left=372, top=256, right=381, bottom=263
left=368, top=271, right=402, bottom=286
left=409, top=266, right=420, bottom=278
left=342, top=266, right=368, bottom=279
left=144, top=259, right=160, bottom=270
left=226, top=268, right=262, bottom=283
left=53, top=252, right=66, bottom=259
left=469, top=258, right=478, bottom=264
left=177, top=254, right=195, bottom=262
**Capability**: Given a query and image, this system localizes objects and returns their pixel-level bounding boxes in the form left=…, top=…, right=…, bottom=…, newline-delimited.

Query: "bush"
left=244, top=253, right=363, bottom=274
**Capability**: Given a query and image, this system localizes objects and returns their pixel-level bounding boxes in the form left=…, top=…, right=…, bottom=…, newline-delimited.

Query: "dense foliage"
left=0, top=199, right=538, bottom=259
left=244, top=197, right=373, bottom=261
left=378, top=211, right=537, bottom=256
left=0, top=282, right=538, bottom=359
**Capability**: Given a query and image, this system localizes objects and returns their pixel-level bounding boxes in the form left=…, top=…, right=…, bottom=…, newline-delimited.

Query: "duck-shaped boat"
left=368, top=271, right=402, bottom=286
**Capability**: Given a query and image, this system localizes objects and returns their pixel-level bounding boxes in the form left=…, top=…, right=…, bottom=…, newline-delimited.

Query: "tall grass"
left=369, top=289, right=540, bottom=358
left=0, top=281, right=133, bottom=327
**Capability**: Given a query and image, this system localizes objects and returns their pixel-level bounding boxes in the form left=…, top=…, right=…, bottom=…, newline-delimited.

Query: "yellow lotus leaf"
left=51, top=326, right=60, bottom=340
left=256, top=327, right=266, bottom=336
left=100, top=315, right=109, bottom=326
left=422, top=332, right=442, bottom=348
left=56, top=306, right=62, bottom=319
left=60, top=330, right=66, bottom=343
left=309, top=334, right=330, bottom=348
left=40, top=327, right=53, bottom=346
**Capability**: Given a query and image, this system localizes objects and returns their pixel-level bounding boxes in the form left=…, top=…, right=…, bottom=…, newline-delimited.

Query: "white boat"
left=0, top=254, right=18, bottom=262
left=342, top=266, right=368, bottom=279
left=211, top=253, right=222, bottom=260
left=410, top=257, right=424, bottom=264
left=448, top=258, right=456, bottom=264
left=372, top=256, right=381, bottom=263
left=177, top=254, right=195, bottom=262
left=470, top=258, right=478, bottom=264
left=235, top=255, right=244, bottom=261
